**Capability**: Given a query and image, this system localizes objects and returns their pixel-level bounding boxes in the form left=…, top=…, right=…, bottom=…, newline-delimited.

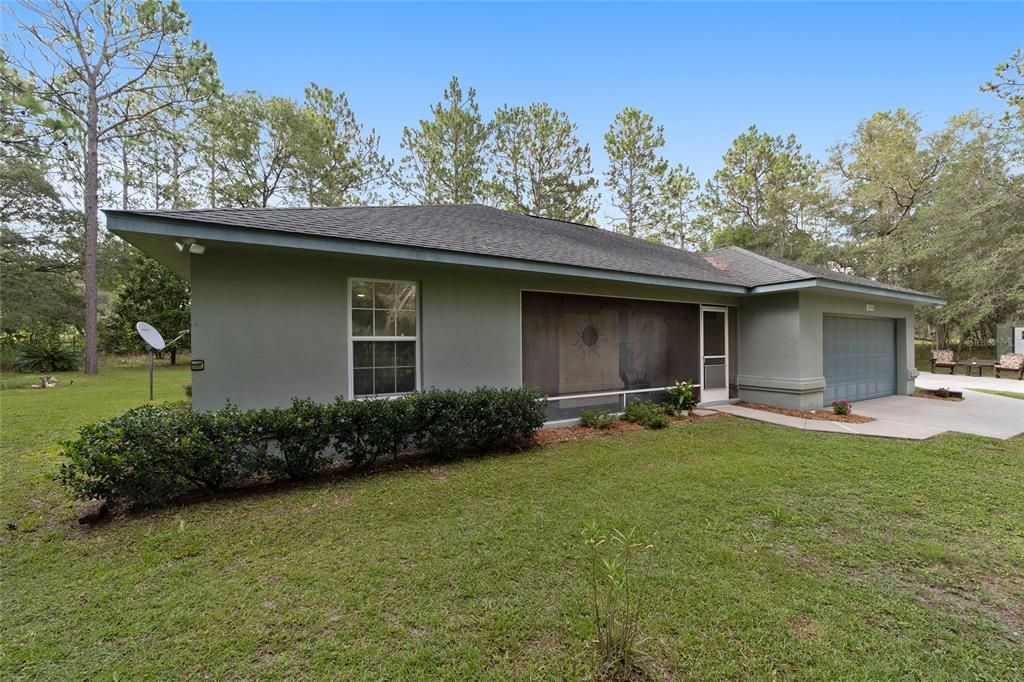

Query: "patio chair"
left=930, top=349, right=956, bottom=374
left=995, top=352, right=1024, bottom=380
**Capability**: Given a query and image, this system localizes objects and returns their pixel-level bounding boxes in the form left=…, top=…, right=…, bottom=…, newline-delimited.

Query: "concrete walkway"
left=916, top=370, right=1024, bottom=393
left=714, top=390, right=1024, bottom=440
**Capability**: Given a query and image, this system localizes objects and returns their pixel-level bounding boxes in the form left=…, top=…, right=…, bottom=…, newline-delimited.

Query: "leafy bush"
left=56, top=403, right=255, bottom=505
left=583, top=524, right=656, bottom=679
left=831, top=399, right=852, bottom=416
left=180, top=405, right=264, bottom=490
left=184, top=383, right=192, bottom=398
left=57, top=404, right=187, bottom=505
left=330, top=396, right=412, bottom=468
left=251, top=399, right=333, bottom=480
left=664, top=380, right=697, bottom=414
left=622, top=400, right=670, bottom=429
left=647, top=413, right=669, bottom=429
left=58, top=387, right=548, bottom=506
left=580, top=407, right=616, bottom=429
left=13, top=339, right=80, bottom=373
left=0, top=334, right=20, bottom=371
left=410, top=387, right=546, bottom=457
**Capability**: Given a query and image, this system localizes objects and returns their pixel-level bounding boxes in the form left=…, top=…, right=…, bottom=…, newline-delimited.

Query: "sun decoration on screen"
left=573, top=317, right=604, bottom=359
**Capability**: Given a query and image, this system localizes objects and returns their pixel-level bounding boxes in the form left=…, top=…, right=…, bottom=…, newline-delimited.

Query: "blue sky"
left=185, top=1, right=1020, bottom=185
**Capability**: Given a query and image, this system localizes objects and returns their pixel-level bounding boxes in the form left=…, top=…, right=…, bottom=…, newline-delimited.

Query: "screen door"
left=701, top=307, right=728, bottom=403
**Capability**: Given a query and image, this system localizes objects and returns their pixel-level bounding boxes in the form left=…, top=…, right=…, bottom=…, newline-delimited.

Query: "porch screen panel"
left=728, top=306, right=739, bottom=399
left=522, top=292, right=699, bottom=397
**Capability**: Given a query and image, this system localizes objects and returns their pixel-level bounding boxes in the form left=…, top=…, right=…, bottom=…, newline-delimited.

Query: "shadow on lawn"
left=83, top=415, right=718, bottom=527
left=80, top=435, right=549, bottom=526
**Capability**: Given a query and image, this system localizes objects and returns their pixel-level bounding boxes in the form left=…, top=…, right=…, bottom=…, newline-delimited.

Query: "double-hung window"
left=350, top=279, right=418, bottom=398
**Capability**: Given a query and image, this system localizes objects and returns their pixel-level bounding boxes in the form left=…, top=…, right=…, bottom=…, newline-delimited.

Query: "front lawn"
left=2, top=366, right=1023, bottom=678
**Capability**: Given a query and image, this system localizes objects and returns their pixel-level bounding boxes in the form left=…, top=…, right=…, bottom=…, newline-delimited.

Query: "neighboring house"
left=105, top=205, right=943, bottom=421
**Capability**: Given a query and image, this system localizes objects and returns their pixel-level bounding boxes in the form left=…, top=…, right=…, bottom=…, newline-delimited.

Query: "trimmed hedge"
left=57, top=387, right=546, bottom=506
left=56, top=403, right=258, bottom=505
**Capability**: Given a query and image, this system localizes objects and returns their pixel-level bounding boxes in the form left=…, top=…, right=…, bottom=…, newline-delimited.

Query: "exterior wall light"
left=175, top=239, right=206, bottom=255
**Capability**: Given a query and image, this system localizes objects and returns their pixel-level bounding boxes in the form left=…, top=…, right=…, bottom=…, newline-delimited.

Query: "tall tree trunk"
left=121, top=143, right=130, bottom=210
left=153, top=146, right=162, bottom=209
left=84, top=86, right=100, bottom=374
left=171, top=140, right=181, bottom=209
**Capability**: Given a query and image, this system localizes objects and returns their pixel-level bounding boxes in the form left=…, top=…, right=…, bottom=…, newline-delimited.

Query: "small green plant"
left=831, top=400, right=852, bottom=416
left=622, top=400, right=669, bottom=429
left=13, top=339, right=80, bottom=373
left=184, top=383, right=192, bottom=397
left=583, top=523, right=656, bottom=679
left=580, top=407, right=617, bottom=429
left=664, top=380, right=697, bottom=415
left=646, top=412, right=669, bottom=429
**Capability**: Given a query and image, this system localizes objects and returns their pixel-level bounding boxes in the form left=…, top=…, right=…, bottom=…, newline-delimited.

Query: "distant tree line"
left=2, top=0, right=1022, bottom=371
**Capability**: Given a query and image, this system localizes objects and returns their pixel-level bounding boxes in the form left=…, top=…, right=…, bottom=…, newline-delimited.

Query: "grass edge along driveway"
left=2, top=365, right=1023, bottom=679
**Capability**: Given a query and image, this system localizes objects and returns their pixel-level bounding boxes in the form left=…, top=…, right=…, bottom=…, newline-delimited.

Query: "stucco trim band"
left=738, top=374, right=827, bottom=394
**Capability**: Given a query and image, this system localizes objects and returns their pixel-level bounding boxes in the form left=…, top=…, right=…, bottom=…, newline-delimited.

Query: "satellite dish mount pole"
left=135, top=322, right=167, bottom=402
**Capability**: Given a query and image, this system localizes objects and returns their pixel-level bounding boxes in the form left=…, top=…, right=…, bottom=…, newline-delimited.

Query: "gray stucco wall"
left=189, top=244, right=740, bottom=411
left=737, top=289, right=917, bottom=409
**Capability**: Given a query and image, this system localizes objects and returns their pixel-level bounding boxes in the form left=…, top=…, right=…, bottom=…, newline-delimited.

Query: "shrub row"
left=57, top=387, right=547, bottom=506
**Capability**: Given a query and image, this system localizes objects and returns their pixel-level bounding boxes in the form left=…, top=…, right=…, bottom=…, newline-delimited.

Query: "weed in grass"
left=583, top=524, right=656, bottom=680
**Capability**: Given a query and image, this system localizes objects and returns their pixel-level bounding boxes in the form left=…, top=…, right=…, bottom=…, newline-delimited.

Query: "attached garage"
left=823, top=316, right=897, bottom=403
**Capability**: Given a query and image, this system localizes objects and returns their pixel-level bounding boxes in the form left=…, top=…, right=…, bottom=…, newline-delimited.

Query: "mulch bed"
left=534, top=412, right=719, bottom=446
left=735, top=401, right=876, bottom=424
left=914, top=388, right=964, bottom=401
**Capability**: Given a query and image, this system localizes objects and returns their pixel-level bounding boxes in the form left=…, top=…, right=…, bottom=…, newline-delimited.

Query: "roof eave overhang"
left=748, top=278, right=946, bottom=306
left=104, top=212, right=748, bottom=295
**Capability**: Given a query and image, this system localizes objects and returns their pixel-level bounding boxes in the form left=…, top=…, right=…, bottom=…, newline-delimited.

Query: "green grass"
left=970, top=388, right=1024, bottom=400
left=3, top=366, right=1024, bottom=679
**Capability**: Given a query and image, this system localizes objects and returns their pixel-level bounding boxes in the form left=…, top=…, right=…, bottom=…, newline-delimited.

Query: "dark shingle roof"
left=105, top=205, right=938, bottom=300
left=104, top=204, right=741, bottom=286
left=703, top=246, right=926, bottom=296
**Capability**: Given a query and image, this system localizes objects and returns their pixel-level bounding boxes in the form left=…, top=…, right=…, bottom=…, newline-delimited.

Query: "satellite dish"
left=136, top=321, right=166, bottom=351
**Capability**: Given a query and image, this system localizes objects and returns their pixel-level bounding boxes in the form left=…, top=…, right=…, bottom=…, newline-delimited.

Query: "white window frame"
left=347, top=277, right=421, bottom=399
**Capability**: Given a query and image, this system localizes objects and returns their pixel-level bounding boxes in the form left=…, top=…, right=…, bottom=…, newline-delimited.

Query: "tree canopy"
left=603, top=107, right=669, bottom=239
left=702, top=125, right=828, bottom=263
left=103, top=254, right=190, bottom=356
left=5, top=4, right=1023, bottom=354
left=395, top=77, right=490, bottom=205
left=486, top=102, right=598, bottom=223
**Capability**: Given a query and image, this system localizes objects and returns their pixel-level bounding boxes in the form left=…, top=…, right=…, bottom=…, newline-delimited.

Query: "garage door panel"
left=823, top=316, right=896, bottom=403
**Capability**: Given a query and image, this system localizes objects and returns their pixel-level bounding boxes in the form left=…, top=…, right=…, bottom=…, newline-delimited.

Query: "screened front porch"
left=521, top=291, right=737, bottom=422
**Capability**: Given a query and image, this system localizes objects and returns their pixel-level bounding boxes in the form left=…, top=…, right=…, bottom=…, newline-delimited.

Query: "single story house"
left=105, top=205, right=944, bottom=421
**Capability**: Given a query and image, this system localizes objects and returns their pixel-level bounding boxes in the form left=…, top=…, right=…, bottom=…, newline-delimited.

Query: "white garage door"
left=823, top=316, right=896, bottom=403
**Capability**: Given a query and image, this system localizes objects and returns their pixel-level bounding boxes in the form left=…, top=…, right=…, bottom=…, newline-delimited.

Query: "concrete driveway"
left=853, top=392, right=1023, bottom=440
left=715, top=386, right=1023, bottom=440
left=916, top=370, right=1024, bottom=393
